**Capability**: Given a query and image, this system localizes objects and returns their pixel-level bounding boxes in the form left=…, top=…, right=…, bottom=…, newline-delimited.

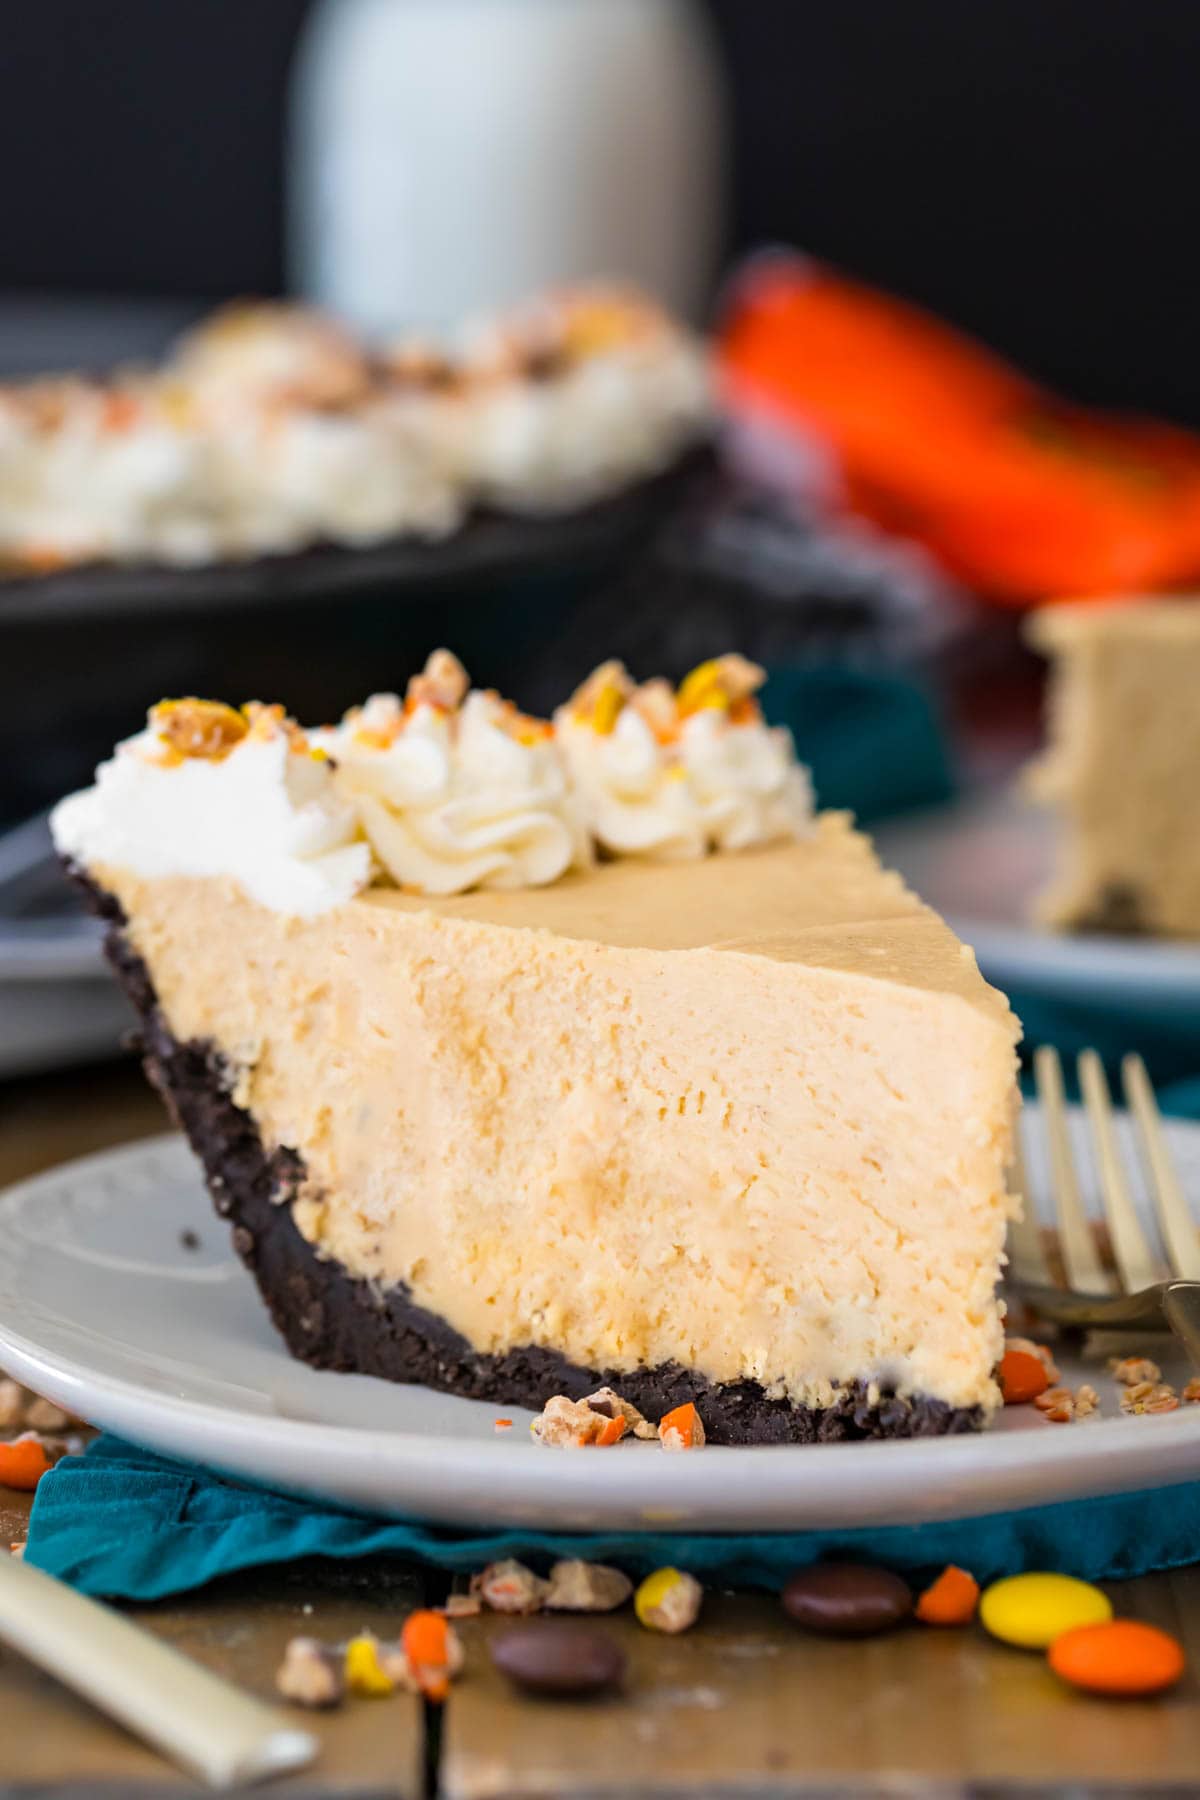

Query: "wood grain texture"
left=442, top=1581, right=1200, bottom=1798
left=0, top=1059, right=164, bottom=1191
left=0, top=1540, right=425, bottom=1794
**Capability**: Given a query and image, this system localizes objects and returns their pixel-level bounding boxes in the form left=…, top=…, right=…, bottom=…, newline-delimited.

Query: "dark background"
left=1, top=0, right=1196, bottom=420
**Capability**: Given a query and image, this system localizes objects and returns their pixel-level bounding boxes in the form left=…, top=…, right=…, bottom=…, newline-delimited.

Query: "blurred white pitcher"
left=288, top=0, right=727, bottom=334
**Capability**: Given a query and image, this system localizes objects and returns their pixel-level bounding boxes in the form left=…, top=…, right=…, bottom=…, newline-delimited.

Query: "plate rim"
left=2, top=1129, right=1199, bottom=1531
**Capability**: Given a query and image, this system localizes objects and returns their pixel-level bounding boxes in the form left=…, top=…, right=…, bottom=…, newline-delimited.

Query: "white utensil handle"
left=0, top=1553, right=317, bottom=1788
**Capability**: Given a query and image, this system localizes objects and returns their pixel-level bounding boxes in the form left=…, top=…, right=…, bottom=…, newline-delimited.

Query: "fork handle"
left=1162, top=1281, right=1200, bottom=1370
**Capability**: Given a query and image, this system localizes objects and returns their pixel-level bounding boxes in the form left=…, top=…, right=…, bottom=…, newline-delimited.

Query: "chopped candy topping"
left=1004, top=1336, right=1061, bottom=1384
left=473, top=1559, right=551, bottom=1614
left=676, top=654, right=765, bottom=719
left=0, top=1434, right=52, bottom=1492
left=568, top=659, right=634, bottom=733
left=584, top=1387, right=659, bottom=1440
left=531, top=1393, right=635, bottom=1448
left=1109, top=1356, right=1162, bottom=1386
left=400, top=1609, right=462, bottom=1703
left=997, top=1348, right=1050, bottom=1405
left=635, top=1567, right=703, bottom=1633
left=915, top=1566, right=980, bottom=1626
left=343, top=1634, right=395, bottom=1697
left=276, top=1637, right=344, bottom=1709
left=406, top=648, right=470, bottom=714
left=658, top=1402, right=705, bottom=1451
left=1120, top=1381, right=1179, bottom=1415
left=544, top=1560, right=633, bottom=1613
left=151, top=699, right=249, bottom=762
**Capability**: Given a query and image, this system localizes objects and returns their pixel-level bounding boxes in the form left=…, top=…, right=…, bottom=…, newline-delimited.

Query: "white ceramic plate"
left=875, top=789, right=1200, bottom=1013
left=0, top=1113, right=1198, bottom=1533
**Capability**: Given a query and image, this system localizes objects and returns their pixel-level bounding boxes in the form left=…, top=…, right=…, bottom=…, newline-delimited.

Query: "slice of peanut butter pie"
left=53, top=652, right=1020, bottom=1443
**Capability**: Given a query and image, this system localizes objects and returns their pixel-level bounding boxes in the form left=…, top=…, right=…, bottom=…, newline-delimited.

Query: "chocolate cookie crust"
left=71, top=864, right=985, bottom=1445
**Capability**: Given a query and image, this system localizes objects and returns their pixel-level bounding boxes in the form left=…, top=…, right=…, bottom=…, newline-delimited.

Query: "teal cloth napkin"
left=760, top=665, right=956, bottom=823
left=24, top=1437, right=1200, bottom=1602
left=1013, top=992, right=1200, bottom=1121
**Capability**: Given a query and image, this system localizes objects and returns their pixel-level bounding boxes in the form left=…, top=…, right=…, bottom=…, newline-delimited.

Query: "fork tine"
left=1122, top=1054, right=1200, bottom=1280
left=1034, top=1045, right=1109, bottom=1293
left=1078, top=1049, right=1163, bottom=1293
left=1006, top=1111, right=1055, bottom=1287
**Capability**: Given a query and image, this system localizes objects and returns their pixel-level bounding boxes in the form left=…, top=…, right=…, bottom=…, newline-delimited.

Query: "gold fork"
left=1010, top=1048, right=1200, bottom=1367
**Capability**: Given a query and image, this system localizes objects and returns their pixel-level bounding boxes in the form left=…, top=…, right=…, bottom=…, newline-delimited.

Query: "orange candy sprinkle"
left=0, top=1436, right=52, bottom=1492
left=1049, top=1619, right=1186, bottom=1696
left=402, top=1609, right=452, bottom=1703
left=915, top=1565, right=981, bottom=1627
left=592, top=1415, right=628, bottom=1448
left=998, top=1349, right=1051, bottom=1405
left=659, top=1402, right=705, bottom=1450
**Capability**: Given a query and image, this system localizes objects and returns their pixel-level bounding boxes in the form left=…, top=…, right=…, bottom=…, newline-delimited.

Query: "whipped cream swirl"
left=51, top=700, right=371, bottom=916
left=455, top=286, right=713, bottom=512
left=554, top=656, right=814, bottom=860
left=318, top=651, right=590, bottom=896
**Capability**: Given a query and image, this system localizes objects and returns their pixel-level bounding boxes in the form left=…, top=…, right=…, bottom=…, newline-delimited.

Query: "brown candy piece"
left=781, top=1563, right=913, bottom=1637
left=490, top=1623, right=626, bottom=1697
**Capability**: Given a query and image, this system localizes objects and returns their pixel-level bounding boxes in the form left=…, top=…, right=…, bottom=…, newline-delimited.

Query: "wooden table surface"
left=3, top=1059, right=1199, bottom=1799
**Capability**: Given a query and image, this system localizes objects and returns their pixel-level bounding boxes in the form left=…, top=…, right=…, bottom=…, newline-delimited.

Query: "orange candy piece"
left=998, top=1349, right=1050, bottom=1405
left=1049, top=1620, right=1186, bottom=1696
left=592, top=1416, right=628, bottom=1448
left=916, top=1565, right=981, bottom=1627
left=0, top=1437, right=51, bottom=1492
left=659, top=1403, right=705, bottom=1449
left=402, top=1609, right=452, bottom=1703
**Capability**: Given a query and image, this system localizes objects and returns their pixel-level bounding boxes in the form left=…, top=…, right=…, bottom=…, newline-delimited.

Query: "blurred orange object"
left=718, top=256, right=1200, bottom=604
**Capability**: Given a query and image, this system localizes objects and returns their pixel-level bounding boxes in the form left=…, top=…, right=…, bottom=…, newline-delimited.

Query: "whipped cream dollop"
left=316, top=650, right=590, bottom=896
left=0, top=377, right=218, bottom=569
left=168, top=302, right=372, bottom=414
left=554, top=656, right=814, bottom=860
left=452, top=286, right=713, bottom=512
left=51, top=700, right=372, bottom=916
left=203, top=399, right=466, bottom=559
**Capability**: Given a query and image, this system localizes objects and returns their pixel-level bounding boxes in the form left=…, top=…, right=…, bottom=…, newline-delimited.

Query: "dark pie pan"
left=0, top=449, right=712, bottom=626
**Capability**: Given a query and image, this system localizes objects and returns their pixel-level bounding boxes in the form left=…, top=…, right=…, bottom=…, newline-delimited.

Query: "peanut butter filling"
left=94, top=818, right=1019, bottom=1413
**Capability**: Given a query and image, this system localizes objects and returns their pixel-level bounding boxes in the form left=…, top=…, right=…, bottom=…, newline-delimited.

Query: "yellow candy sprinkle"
left=591, top=683, right=625, bottom=735
left=979, top=1573, right=1112, bottom=1650
left=344, top=1634, right=395, bottom=1696
left=635, top=1566, right=702, bottom=1633
left=676, top=661, right=725, bottom=716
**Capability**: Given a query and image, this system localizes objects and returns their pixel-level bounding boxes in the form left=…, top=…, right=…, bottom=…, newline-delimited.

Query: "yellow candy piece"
left=344, top=1633, right=395, bottom=1696
left=635, top=1567, right=679, bottom=1623
left=979, top=1574, right=1112, bottom=1649
left=676, top=661, right=726, bottom=716
left=635, top=1566, right=702, bottom=1633
left=591, top=682, right=625, bottom=736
